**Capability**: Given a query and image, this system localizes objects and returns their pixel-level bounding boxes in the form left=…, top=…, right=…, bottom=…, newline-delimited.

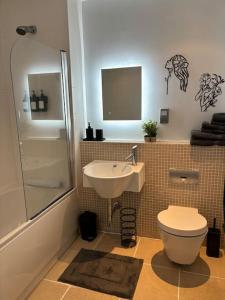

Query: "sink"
left=83, top=160, right=145, bottom=198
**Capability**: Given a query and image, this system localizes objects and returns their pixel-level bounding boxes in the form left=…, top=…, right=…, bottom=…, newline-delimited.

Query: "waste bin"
left=79, top=211, right=97, bottom=241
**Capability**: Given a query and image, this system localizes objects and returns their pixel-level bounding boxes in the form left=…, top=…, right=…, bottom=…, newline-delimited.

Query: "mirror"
left=28, top=72, right=63, bottom=120
left=101, top=66, right=142, bottom=120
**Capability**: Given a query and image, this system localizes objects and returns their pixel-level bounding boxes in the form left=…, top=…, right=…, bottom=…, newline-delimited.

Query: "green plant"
left=142, top=121, right=158, bottom=137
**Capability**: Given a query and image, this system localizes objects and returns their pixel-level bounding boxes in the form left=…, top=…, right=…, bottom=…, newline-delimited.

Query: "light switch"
left=160, top=109, right=169, bottom=124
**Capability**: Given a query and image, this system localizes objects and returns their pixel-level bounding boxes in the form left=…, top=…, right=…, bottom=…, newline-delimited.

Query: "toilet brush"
left=206, top=218, right=220, bottom=258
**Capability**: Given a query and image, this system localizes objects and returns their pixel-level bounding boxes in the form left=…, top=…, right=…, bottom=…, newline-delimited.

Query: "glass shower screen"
left=11, top=38, right=73, bottom=219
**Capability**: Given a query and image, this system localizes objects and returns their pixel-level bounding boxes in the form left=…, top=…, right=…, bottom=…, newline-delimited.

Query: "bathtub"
left=0, top=185, right=26, bottom=241
left=0, top=188, right=79, bottom=300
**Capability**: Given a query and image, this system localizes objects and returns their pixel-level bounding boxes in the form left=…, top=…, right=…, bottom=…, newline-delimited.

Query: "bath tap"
left=125, top=145, right=137, bottom=165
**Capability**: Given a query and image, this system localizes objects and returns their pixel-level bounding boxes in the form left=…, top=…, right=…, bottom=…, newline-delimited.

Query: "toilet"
left=157, top=205, right=208, bottom=265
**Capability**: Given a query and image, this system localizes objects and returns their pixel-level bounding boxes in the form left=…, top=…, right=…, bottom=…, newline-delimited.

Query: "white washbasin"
left=83, top=160, right=145, bottom=198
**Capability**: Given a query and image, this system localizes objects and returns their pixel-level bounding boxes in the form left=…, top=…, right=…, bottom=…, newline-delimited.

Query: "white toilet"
left=157, top=205, right=208, bottom=265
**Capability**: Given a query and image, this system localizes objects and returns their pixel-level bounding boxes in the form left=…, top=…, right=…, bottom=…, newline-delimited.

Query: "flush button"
left=169, top=168, right=199, bottom=184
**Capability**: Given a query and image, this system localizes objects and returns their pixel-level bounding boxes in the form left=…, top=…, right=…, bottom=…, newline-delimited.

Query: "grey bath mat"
left=59, top=248, right=143, bottom=299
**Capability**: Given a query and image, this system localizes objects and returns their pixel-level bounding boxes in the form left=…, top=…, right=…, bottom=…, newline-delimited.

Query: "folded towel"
left=190, top=138, right=225, bottom=146
left=212, top=121, right=225, bottom=126
left=202, top=128, right=225, bottom=135
left=202, top=121, right=225, bottom=131
left=211, top=113, right=225, bottom=124
left=191, top=130, right=225, bottom=141
left=26, top=179, right=62, bottom=189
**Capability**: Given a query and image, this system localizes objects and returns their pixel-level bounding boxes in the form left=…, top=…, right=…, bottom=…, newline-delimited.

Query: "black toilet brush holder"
left=206, top=218, right=220, bottom=258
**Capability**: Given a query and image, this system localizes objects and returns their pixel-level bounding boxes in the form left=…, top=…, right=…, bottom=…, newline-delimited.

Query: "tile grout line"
left=93, top=232, right=105, bottom=250
left=177, top=269, right=180, bottom=300
left=44, top=278, right=71, bottom=287
left=60, top=286, right=71, bottom=300
left=181, top=270, right=225, bottom=280
left=143, top=261, right=179, bottom=271
left=133, top=237, right=141, bottom=257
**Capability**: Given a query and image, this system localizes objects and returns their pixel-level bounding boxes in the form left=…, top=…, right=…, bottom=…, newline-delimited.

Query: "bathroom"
left=0, top=0, right=225, bottom=299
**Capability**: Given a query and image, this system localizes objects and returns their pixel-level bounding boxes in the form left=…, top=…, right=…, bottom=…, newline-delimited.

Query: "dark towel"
left=202, top=122, right=225, bottom=133
left=202, top=128, right=225, bottom=134
left=190, top=138, right=225, bottom=146
left=191, top=130, right=225, bottom=141
left=212, top=121, right=225, bottom=126
left=211, top=113, right=225, bottom=124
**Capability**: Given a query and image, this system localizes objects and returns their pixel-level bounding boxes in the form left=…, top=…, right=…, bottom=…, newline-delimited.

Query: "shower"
left=16, top=25, right=37, bottom=35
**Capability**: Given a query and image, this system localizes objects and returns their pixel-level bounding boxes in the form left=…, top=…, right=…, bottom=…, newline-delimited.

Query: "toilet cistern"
left=125, top=145, right=137, bottom=165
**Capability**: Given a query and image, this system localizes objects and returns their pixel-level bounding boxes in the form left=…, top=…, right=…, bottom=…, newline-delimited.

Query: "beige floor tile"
left=45, top=233, right=104, bottom=280
left=179, top=272, right=225, bottom=300
left=181, top=247, right=225, bottom=278
left=96, top=233, right=139, bottom=256
left=27, top=280, right=68, bottom=300
left=133, top=264, right=179, bottom=300
left=135, top=237, right=179, bottom=269
left=70, top=232, right=104, bottom=251
left=63, top=286, right=118, bottom=300
left=45, top=248, right=78, bottom=280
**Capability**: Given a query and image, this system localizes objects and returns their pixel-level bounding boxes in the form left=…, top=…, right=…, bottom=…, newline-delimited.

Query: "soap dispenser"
left=86, top=122, right=94, bottom=140
left=39, top=90, right=48, bottom=112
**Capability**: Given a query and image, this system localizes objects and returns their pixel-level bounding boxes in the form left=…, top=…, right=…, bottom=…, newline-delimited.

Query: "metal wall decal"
left=195, top=73, right=224, bottom=112
left=165, top=55, right=189, bottom=94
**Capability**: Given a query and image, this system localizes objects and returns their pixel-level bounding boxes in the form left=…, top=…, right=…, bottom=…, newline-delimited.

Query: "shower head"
left=16, top=25, right=37, bottom=36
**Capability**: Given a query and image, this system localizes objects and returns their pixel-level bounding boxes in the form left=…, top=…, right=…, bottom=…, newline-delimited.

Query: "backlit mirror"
left=101, top=66, right=142, bottom=120
left=28, top=72, right=63, bottom=120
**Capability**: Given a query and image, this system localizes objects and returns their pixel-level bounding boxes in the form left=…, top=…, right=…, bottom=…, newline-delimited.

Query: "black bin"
left=79, top=211, right=97, bottom=241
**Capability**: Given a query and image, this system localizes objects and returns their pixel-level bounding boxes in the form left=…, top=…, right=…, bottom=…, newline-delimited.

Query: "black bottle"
left=96, top=129, right=104, bottom=141
left=39, top=90, right=48, bottom=112
left=86, top=122, right=94, bottom=140
left=30, top=90, right=38, bottom=112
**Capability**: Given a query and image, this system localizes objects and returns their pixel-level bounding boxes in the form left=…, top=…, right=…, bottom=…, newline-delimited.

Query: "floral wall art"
left=195, top=73, right=224, bottom=112
left=165, top=55, right=189, bottom=94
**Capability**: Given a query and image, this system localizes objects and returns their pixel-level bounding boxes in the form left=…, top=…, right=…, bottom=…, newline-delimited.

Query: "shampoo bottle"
left=30, top=90, right=38, bottom=112
left=39, top=90, right=48, bottom=112
left=86, top=122, right=94, bottom=140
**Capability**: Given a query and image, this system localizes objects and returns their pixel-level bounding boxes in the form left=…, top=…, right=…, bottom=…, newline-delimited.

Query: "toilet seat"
left=158, top=205, right=207, bottom=237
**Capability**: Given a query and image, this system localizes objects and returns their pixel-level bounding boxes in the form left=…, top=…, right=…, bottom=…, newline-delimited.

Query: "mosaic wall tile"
left=79, top=141, right=225, bottom=245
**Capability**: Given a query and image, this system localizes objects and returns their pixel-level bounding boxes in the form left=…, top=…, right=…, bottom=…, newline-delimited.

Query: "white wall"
left=67, top=0, right=86, bottom=185
left=82, top=0, right=225, bottom=140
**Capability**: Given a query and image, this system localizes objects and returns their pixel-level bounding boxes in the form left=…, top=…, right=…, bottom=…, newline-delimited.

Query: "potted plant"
left=142, top=121, right=158, bottom=142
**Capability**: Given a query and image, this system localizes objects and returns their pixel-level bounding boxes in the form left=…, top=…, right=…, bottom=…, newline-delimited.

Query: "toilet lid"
left=158, top=206, right=207, bottom=237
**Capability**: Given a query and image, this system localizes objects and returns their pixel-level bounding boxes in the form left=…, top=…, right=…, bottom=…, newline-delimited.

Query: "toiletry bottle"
left=39, top=90, right=48, bottom=112
left=30, top=90, right=38, bottom=112
left=86, top=122, right=94, bottom=140
left=23, top=90, right=29, bottom=112
left=96, top=129, right=104, bottom=141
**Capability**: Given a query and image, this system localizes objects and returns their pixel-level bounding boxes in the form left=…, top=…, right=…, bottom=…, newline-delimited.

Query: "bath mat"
left=59, top=248, right=143, bottom=299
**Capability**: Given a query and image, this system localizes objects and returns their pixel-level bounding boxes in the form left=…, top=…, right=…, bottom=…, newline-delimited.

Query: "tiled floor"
left=27, top=233, right=225, bottom=300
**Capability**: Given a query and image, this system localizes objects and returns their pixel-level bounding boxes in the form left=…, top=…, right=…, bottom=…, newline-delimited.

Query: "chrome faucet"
left=125, top=145, right=138, bottom=165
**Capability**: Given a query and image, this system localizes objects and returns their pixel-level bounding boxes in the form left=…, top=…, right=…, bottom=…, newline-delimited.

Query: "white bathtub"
left=0, top=185, right=26, bottom=240
left=0, top=189, right=79, bottom=300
